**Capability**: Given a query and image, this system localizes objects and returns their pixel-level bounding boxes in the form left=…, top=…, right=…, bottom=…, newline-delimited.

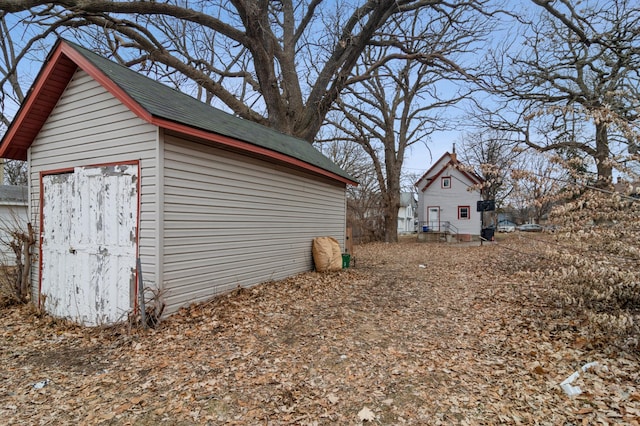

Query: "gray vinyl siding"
left=162, top=134, right=347, bottom=313
left=28, top=69, right=158, bottom=304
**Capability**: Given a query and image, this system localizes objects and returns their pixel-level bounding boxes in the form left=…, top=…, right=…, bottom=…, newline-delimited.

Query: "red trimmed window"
left=441, top=177, right=451, bottom=189
left=458, top=206, right=470, bottom=220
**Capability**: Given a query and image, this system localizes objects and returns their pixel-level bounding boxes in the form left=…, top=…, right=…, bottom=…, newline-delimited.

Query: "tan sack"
left=312, top=237, right=342, bottom=272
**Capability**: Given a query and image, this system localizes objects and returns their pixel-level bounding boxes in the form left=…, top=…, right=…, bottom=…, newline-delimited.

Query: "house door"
left=428, top=207, right=440, bottom=231
left=40, top=164, right=139, bottom=325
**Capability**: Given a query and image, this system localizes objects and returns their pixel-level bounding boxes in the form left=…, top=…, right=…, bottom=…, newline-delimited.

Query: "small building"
left=0, top=39, right=356, bottom=325
left=397, top=192, right=417, bottom=234
left=415, top=151, right=483, bottom=240
left=0, top=185, right=28, bottom=265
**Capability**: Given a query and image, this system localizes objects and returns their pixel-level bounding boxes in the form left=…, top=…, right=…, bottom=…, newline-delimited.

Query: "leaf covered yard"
left=1, top=238, right=639, bottom=425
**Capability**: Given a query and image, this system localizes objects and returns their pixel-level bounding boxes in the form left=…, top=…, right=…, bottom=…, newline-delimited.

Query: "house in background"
left=497, top=210, right=518, bottom=231
left=398, top=192, right=417, bottom=234
left=0, top=185, right=28, bottom=265
left=0, top=39, right=356, bottom=326
left=415, top=151, right=483, bottom=241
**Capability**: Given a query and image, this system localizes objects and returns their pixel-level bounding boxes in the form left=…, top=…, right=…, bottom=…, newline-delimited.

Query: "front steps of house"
left=417, top=231, right=473, bottom=243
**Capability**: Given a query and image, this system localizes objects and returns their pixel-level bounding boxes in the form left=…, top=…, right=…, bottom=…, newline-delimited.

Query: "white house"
left=415, top=151, right=483, bottom=240
left=397, top=192, right=417, bottom=234
left=0, top=39, right=356, bottom=325
left=0, top=185, right=28, bottom=265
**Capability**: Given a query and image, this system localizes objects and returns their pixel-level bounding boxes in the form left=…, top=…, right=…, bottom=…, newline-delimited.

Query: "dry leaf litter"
left=1, top=236, right=638, bottom=425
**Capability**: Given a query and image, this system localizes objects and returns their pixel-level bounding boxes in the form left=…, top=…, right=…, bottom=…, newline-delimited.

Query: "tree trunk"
left=383, top=202, right=399, bottom=243
left=383, top=168, right=401, bottom=243
left=594, top=122, right=612, bottom=187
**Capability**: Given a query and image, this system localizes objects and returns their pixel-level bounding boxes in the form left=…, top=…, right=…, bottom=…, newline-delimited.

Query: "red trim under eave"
left=0, top=43, right=77, bottom=160
left=153, top=117, right=356, bottom=186
left=420, top=161, right=453, bottom=192
left=419, top=161, right=483, bottom=193
left=415, top=151, right=451, bottom=187
left=59, top=43, right=155, bottom=124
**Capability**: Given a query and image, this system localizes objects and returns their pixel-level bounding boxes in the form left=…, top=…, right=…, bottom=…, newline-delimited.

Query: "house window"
left=441, top=177, right=451, bottom=189
left=458, top=206, right=470, bottom=220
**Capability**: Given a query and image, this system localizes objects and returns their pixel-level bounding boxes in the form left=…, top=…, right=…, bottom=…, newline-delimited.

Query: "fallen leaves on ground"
left=0, top=237, right=638, bottom=425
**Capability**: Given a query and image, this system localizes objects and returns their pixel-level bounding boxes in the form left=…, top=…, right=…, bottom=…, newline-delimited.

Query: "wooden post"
left=137, top=257, right=147, bottom=328
left=345, top=227, right=353, bottom=254
left=480, top=209, right=484, bottom=246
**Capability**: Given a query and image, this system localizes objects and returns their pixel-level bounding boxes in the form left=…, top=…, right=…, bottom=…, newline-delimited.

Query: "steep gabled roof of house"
left=399, top=192, right=416, bottom=207
left=0, top=39, right=357, bottom=186
left=414, top=151, right=483, bottom=192
left=415, top=151, right=451, bottom=187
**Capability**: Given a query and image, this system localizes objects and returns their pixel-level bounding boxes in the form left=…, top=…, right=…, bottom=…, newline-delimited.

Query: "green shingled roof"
left=66, top=41, right=355, bottom=183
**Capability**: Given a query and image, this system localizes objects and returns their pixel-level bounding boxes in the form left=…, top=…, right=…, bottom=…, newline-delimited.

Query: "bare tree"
left=346, top=173, right=385, bottom=244
left=0, top=0, right=493, bottom=144
left=0, top=14, right=40, bottom=185
left=0, top=12, right=59, bottom=130
left=481, top=0, right=640, bottom=186
left=458, top=129, right=522, bottom=206
left=0, top=13, right=25, bottom=130
left=507, top=152, right=566, bottom=224
left=317, top=135, right=383, bottom=243
left=323, top=8, right=486, bottom=242
left=4, top=160, right=27, bottom=185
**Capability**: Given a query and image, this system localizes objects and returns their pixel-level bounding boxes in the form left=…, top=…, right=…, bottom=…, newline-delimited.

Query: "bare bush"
left=127, top=286, right=166, bottom=329
left=541, top=189, right=640, bottom=350
left=0, top=214, right=34, bottom=306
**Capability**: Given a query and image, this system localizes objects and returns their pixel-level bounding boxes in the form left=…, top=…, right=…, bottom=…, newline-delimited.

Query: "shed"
left=0, top=39, right=356, bottom=325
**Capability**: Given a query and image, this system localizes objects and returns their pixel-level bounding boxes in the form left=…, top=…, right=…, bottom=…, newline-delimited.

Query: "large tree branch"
left=299, top=0, right=400, bottom=140
left=0, top=0, right=250, bottom=45
left=530, top=0, right=592, bottom=45
left=80, top=14, right=268, bottom=124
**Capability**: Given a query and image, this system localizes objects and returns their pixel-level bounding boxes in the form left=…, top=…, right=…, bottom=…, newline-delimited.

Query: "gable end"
left=0, top=48, right=77, bottom=160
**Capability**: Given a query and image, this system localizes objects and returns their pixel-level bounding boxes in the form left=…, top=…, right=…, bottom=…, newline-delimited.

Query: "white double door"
left=41, top=164, right=138, bottom=325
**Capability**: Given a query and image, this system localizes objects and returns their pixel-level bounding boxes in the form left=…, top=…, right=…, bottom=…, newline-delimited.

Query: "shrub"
left=0, top=222, right=35, bottom=306
left=542, top=189, right=640, bottom=350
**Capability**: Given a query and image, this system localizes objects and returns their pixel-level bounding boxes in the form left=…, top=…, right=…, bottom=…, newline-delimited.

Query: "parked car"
left=517, top=223, right=543, bottom=232
left=497, top=223, right=516, bottom=233
left=545, top=224, right=559, bottom=233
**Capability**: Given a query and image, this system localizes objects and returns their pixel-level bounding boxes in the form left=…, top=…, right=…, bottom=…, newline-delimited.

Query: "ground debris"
left=0, top=237, right=637, bottom=424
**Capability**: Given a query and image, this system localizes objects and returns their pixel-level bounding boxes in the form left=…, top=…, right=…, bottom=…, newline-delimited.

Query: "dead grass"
left=0, top=237, right=638, bottom=425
